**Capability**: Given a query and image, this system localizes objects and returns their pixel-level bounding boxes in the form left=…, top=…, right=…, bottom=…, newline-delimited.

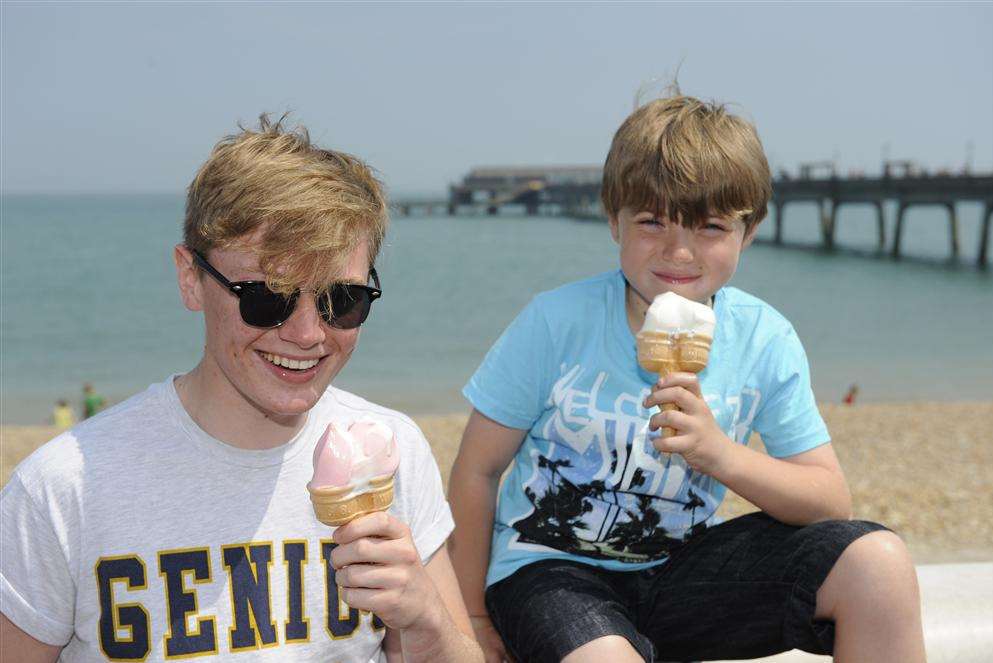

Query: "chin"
left=256, top=384, right=326, bottom=415
left=260, top=398, right=320, bottom=420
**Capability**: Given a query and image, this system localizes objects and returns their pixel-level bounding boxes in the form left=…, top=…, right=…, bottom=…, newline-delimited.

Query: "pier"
left=394, top=165, right=993, bottom=267
left=773, top=162, right=993, bottom=267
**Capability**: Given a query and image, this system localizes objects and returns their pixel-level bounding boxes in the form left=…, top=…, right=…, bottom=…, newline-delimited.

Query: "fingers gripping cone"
left=637, top=332, right=712, bottom=437
left=637, top=292, right=716, bottom=441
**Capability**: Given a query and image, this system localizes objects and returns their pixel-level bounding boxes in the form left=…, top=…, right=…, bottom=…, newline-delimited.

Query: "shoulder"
left=9, top=383, right=168, bottom=495
left=528, top=270, right=621, bottom=324
left=719, top=286, right=797, bottom=341
left=534, top=270, right=620, bottom=307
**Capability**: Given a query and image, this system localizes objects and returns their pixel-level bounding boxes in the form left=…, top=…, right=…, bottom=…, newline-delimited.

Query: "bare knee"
left=561, top=635, right=645, bottom=663
left=816, top=530, right=920, bottom=619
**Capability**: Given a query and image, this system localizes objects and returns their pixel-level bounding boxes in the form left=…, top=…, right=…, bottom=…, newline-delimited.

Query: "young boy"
left=448, top=95, right=925, bottom=662
left=2, top=117, right=481, bottom=662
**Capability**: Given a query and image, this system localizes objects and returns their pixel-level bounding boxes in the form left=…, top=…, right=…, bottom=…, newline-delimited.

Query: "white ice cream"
left=640, top=292, right=716, bottom=338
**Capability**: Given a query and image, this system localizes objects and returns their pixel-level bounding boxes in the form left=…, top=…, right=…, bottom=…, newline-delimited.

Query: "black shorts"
left=485, top=512, right=888, bottom=662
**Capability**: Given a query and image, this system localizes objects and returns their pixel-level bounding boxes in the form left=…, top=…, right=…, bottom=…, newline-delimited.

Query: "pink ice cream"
left=308, top=420, right=400, bottom=493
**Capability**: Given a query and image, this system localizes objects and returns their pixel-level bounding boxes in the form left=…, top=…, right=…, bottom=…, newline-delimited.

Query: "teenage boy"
left=448, top=95, right=925, bottom=662
left=2, top=117, right=482, bottom=663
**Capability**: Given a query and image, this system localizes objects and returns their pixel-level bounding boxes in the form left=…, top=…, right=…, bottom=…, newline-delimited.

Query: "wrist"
left=405, top=598, right=448, bottom=636
left=400, top=603, right=451, bottom=655
left=708, top=432, right=742, bottom=481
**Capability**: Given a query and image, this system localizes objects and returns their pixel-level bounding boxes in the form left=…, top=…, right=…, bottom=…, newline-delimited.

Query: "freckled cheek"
left=342, top=330, right=361, bottom=353
left=330, top=330, right=361, bottom=360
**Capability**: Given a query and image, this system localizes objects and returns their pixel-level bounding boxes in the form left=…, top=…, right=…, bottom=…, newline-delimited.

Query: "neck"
left=624, top=281, right=652, bottom=335
left=174, top=363, right=308, bottom=450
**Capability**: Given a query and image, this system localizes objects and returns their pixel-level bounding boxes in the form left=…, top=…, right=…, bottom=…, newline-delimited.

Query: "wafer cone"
left=307, top=475, right=395, bottom=527
left=637, top=332, right=712, bottom=438
left=675, top=333, right=712, bottom=373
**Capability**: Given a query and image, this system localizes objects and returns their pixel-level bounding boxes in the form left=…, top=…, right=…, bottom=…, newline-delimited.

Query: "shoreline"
left=4, top=401, right=991, bottom=563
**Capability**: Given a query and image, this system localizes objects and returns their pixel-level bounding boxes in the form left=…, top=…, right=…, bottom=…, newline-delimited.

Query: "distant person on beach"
left=448, top=92, right=926, bottom=662
left=844, top=383, right=860, bottom=405
left=50, top=400, right=74, bottom=430
left=2, top=117, right=480, bottom=662
left=81, top=382, right=105, bottom=419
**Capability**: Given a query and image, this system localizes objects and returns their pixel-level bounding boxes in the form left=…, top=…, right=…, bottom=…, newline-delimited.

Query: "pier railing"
left=771, top=174, right=993, bottom=265
left=394, top=167, right=993, bottom=267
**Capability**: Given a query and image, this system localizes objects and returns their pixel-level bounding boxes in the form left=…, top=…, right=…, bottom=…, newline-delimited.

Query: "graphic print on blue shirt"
left=503, top=362, right=737, bottom=563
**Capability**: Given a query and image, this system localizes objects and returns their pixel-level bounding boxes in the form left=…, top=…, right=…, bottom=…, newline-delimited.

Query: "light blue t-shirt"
left=464, top=270, right=830, bottom=587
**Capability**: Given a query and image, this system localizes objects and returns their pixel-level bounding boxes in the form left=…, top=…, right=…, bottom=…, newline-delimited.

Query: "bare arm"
left=447, top=409, right=526, bottom=615
left=1, top=614, right=61, bottom=663
left=713, top=441, right=852, bottom=524
left=447, top=409, right=527, bottom=661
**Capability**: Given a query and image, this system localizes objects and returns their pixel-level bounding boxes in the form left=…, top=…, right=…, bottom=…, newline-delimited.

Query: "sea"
left=2, top=193, right=991, bottom=425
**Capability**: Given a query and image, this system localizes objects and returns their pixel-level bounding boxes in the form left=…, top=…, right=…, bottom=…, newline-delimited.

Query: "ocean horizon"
left=2, top=193, right=991, bottom=425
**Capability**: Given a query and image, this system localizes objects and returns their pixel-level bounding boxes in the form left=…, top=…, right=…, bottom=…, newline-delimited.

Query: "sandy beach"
left=3, top=401, right=991, bottom=563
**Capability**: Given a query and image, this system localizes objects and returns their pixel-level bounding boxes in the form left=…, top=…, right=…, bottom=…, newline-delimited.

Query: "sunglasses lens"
left=319, top=285, right=371, bottom=329
left=240, top=285, right=297, bottom=328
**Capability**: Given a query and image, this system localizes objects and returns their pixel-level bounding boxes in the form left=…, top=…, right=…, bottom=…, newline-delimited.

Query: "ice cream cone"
left=308, top=420, right=400, bottom=527
left=636, top=331, right=678, bottom=374
left=675, top=333, right=712, bottom=373
left=637, top=331, right=679, bottom=438
left=637, top=331, right=713, bottom=438
left=307, top=475, right=395, bottom=527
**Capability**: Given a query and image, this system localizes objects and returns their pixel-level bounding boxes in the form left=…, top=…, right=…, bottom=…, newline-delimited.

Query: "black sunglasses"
left=191, top=249, right=381, bottom=330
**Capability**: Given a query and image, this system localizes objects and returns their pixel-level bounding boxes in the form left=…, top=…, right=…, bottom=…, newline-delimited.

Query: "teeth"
left=263, top=353, right=320, bottom=370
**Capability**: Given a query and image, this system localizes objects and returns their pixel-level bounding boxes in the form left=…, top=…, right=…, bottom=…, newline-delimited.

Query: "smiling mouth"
left=654, top=272, right=700, bottom=284
left=259, top=352, right=322, bottom=371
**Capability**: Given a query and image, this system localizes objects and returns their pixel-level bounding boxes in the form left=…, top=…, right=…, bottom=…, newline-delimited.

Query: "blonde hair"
left=184, top=114, right=388, bottom=295
left=601, top=95, right=771, bottom=232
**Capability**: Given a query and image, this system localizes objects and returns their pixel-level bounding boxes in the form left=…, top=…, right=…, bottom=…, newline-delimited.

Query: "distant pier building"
left=447, top=166, right=603, bottom=218
left=395, top=164, right=993, bottom=267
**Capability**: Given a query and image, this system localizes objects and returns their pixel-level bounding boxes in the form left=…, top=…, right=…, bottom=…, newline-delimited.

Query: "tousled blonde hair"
left=601, top=94, right=771, bottom=232
left=184, top=114, right=388, bottom=295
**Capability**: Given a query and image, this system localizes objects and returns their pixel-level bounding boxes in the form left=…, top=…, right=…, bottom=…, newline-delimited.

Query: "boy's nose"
left=277, top=296, right=326, bottom=348
left=661, top=227, right=695, bottom=263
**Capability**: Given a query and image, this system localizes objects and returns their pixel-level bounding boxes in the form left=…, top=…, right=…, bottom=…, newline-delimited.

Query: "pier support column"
left=946, top=202, right=960, bottom=260
left=892, top=202, right=907, bottom=259
left=874, top=200, right=886, bottom=251
left=774, top=201, right=784, bottom=244
left=820, top=199, right=836, bottom=250
left=979, top=203, right=992, bottom=268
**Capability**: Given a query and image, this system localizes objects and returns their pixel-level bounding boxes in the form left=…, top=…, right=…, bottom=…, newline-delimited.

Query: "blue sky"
left=2, top=2, right=991, bottom=195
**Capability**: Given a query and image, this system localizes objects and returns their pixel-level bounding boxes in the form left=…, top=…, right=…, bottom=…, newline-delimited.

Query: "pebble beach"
left=3, top=401, right=991, bottom=563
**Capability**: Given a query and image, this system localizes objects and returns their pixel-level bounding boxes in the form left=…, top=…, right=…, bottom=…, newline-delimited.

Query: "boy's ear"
left=608, top=214, right=621, bottom=244
left=742, top=224, right=759, bottom=249
left=174, top=245, right=205, bottom=312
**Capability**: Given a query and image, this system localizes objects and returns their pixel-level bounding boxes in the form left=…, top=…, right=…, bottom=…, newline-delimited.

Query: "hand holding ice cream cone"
left=636, top=292, right=715, bottom=439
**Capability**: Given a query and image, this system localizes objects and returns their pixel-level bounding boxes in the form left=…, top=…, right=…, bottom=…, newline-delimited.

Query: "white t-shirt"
left=1, top=377, right=454, bottom=662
